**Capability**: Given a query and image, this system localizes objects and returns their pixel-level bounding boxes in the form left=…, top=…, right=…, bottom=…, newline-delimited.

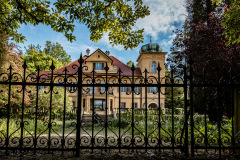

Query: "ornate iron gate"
left=0, top=55, right=239, bottom=158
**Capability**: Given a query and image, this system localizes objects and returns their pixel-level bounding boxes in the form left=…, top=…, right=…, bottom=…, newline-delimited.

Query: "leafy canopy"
left=0, top=43, right=32, bottom=115
left=43, top=41, right=71, bottom=66
left=21, top=41, right=71, bottom=73
left=0, top=0, right=150, bottom=49
left=212, top=0, right=240, bottom=45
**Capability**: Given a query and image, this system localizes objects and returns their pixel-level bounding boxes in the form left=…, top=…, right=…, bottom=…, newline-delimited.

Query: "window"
left=120, top=102, right=126, bottom=108
left=151, top=62, right=156, bottom=73
left=126, top=87, right=131, bottom=93
left=72, top=101, right=76, bottom=108
left=83, top=99, right=86, bottom=108
left=120, top=87, right=126, bottom=92
left=89, top=87, right=93, bottom=94
left=101, top=83, right=105, bottom=92
left=110, top=99, right=113, bottom=110
left=69, top=82, right=77, bottom=93
left=148, top=87, right=157, bottom=93
left=90, top=99, right=106, bottom=111
left=134, top=103, right=138, bottom=108
left=134, top=87, right=141, bottom=93
left=94, top=63, right=104, bottom=70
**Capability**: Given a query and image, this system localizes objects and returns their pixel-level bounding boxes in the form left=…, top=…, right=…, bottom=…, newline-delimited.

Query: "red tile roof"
left=52, top=56, right=87, bottom=75
left=48, top=55, right=142, bottom=77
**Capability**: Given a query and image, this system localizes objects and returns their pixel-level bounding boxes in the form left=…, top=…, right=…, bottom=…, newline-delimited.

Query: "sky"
left=15, top=0, right=187, bottom=65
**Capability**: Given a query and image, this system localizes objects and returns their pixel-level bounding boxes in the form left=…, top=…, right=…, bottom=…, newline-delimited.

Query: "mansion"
left=41, top=41, right=166, bottom=115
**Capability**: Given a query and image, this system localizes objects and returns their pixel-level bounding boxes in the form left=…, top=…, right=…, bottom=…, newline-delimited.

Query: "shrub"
left=110, top=118, right=129, bottom=129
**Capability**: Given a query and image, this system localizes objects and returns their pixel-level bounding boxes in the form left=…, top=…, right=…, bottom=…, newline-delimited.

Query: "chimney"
left=105, top=51, right=110, bottom=56
left=86, top=48, right=90, bottom=56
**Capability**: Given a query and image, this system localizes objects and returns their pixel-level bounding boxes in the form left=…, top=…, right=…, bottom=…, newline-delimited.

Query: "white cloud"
left=134, top=0, right=187, bottom=40
left=98, top=32, right=125, bottom=51
left=55, top=35, right=97, bottom=60
left=161, top=34, right=176, bottom=47
left=97, top=0, right=186, bottom=50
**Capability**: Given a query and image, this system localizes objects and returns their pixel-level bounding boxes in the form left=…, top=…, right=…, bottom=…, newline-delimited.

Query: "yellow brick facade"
left=66, top=47, right=167, bottom=115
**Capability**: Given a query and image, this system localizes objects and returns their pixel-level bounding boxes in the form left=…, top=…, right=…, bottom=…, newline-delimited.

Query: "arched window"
left=151, top=61, right=156, bottom=72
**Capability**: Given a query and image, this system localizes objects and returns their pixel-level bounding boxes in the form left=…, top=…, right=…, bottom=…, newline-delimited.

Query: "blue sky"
left=15, top=0, right=187, bottom=65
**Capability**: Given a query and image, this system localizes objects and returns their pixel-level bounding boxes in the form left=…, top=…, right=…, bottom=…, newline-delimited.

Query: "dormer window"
left=93, top=63, right=104, bottom=70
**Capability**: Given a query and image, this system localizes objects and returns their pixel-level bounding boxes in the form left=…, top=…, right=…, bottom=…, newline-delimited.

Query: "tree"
left=165, top=68, right=184, bottom=109
left=212, top=0, right=239, bottom=45
left=0, top=32, right=7, bottom=72
left=168, top=13, right=240, bottom=121
left=44, top=41, right=71, bottom=66
left=0, top=43, right=32, bottom=117
left=186, top=0, right=209, bottom=25
left=30, top=87, right=73, bottom=115
left=21, top=41, right=71, bottom=73
left=126, top=61, right=133, bottom=67
left=0, top=0, right=150, bottom=49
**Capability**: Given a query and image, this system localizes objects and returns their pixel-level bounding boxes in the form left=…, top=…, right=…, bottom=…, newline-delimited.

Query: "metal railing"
left=0, top=55, right=239, bottom=158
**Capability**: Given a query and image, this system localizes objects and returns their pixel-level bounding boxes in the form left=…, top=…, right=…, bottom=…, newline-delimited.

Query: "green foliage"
left=221, top=0, right=240, bottom=45
left=21, top=41, right=71, bottom=73
left=110, top=118, right=129, bottom=129
left=0, top=44, right=32, bottom=115
left=211, top=0, right=240, bottom=45
left=30, top=87, right=73, bottom=114
left=0, top=0, right=150, bottom=49
left=43, top=41, right=71, bottom=66
left=126, top=61, right=133, bottom=67
left=0, top=118, right=75, bottom=138
left=212, top=0, right=222, bottom=5
left=165, top=68, right=184, bottom=109
left=0, top=31, right=8, bottom=72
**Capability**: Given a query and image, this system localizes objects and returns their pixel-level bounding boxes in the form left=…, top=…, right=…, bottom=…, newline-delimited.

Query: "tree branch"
left=15, top=0, right=43, bottom=23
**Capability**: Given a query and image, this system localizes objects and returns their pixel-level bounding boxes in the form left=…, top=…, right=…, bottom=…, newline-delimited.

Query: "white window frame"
left=69, top=82, right=77, bottom=93
left=95, top=63, right=103, bottom=70
left=151, top=61, right=156, bottom=73
left=149, top=87, right=157, bottom=93
left=120, top=87, right=126, bottom=92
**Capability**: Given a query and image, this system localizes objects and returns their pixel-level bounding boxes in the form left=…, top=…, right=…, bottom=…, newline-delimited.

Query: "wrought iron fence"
left=0, top=55, right=239, bottom=158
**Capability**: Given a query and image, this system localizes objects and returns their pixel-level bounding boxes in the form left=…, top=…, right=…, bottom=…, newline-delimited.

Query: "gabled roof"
left=84, top=48, right=113, bottom=63
left=38, top=55, right=142, bottom=77
left=52, top=56, right=87, bottom=75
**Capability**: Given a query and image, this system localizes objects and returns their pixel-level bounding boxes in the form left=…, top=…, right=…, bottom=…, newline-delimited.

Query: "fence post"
left=157, top=63, right=161, bottom=152
left=189, top=56, right=194, bottom=157
left=234, top=88, right=240, bottom=148
left=20, top=61, right=27, bottom=154
left=131, top=64, right=135, bottom=152
left=6, top=65, right=12, bottom=155
left=184, top=66, right=189, bottom=156
left=105, top=62, right=109, bottom=151
left=144, top=68, right=148, bottom=152
left=47, top=61, right=55, bottom=153
left=118, top=68, right=122, bottom=152
left=76, top=54, right=83, bottom=157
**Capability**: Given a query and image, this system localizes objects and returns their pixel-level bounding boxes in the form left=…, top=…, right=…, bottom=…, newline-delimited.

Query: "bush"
left=110, top=118, right=129, bottom=129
